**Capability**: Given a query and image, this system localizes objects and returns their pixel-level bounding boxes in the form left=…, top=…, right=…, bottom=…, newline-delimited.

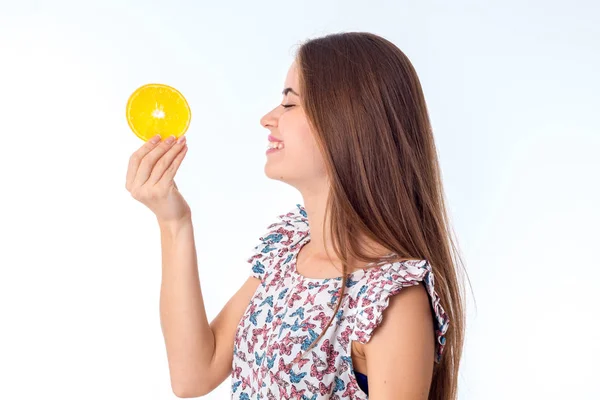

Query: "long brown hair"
left=290, top=32, right=467, bottom=399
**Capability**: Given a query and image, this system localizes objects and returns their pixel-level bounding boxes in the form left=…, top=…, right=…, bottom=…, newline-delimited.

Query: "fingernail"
left=165, top=135, right=175, bottom=144
left=177, top=135, right=186, bottom=144
left=150, top=135, right=161, bottom=144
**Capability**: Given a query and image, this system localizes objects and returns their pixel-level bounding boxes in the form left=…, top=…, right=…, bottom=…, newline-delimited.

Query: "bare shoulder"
left=365, top=283, right=434, bottom=345
left=362, top=283, right=435, bottom=398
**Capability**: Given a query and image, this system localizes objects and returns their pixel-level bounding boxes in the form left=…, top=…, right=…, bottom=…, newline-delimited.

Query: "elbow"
left=170, top=359, right=217, bottom=397
left=173, top=389, right=193, bottom=398
left=172, top=378, right=214, bottom=398
left=172, top=385, right=209, bottom=398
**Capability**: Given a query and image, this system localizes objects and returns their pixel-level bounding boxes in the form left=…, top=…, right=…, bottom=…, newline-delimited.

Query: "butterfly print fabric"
left=231, top=204, right=449, bottom=399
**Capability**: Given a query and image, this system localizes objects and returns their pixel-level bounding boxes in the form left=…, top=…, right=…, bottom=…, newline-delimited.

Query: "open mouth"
left=267, top=141, right=285, bottom=150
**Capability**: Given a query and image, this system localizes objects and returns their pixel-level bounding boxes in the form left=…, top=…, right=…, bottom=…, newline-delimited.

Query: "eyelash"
left=281, top=104, right=295, bottom=109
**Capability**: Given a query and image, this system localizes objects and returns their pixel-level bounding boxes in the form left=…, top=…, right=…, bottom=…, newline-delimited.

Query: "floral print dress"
left=231, top=204, right=449, bottom=399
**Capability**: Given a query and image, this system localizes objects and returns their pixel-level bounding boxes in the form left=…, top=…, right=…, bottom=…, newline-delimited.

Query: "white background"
left=0, top=1, right=598, bottom=399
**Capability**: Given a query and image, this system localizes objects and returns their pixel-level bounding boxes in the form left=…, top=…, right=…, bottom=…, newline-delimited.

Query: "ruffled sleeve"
left=351, top=259, right=450, bottom=363
left=246, top=204, right=310, bottom=283
left=246, top=228, right=285, bottom=282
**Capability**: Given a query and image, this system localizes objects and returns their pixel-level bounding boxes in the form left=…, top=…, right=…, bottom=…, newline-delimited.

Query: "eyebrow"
left=282, top=87, right=300, bottom=96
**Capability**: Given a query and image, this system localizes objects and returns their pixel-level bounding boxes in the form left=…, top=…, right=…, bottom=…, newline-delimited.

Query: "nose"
left=260, top=105, right=281, bottom=129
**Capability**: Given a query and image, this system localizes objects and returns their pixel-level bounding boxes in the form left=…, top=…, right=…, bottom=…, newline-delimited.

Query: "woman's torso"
left=230, top=205, right=449, bottom=399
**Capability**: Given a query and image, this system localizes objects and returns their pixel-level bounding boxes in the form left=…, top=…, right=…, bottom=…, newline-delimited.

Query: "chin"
left=264, top=163, right=283, bottom=181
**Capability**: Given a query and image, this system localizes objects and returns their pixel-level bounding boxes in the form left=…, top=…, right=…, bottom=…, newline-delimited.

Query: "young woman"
left=126, top=32, right=466, bottom=400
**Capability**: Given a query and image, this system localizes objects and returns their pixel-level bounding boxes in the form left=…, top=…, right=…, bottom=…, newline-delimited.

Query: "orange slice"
left=126, top=83, right=191, bottom=142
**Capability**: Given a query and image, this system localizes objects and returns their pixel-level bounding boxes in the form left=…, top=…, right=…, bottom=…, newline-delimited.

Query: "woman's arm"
left=363, top=284, right=435, bottom=399
left=158, top=218, right=260, bottom=397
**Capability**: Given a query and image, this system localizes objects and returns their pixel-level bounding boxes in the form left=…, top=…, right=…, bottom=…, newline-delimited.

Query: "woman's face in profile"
left=260, top=61, right=327, bottom=189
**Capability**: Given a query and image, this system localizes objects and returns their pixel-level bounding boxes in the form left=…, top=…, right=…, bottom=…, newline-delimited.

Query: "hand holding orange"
left=125, top=83, right=192, bottom=224
left=126, top=83, right=191, bottom=142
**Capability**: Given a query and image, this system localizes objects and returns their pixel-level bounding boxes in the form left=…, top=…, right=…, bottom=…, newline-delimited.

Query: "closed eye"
left=281, top=104, right=295, bottom=109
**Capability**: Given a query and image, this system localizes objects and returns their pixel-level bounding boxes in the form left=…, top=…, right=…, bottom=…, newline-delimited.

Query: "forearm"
left=158, top=217, right=215, bottom=396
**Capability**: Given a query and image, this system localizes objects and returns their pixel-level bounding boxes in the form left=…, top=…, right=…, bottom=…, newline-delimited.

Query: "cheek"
left=287, top=128, right=317, bottom=157
left=293, top=135, right=327, bottom=174
left=281, top=115, right=327, bottom=174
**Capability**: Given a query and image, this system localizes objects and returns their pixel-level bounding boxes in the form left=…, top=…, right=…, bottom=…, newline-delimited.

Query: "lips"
left=267, top=141, right=284, bottom=150
left=267, top=134, right=284, bottom=151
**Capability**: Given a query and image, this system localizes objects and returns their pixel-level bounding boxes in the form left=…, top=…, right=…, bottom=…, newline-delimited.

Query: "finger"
left=126, top=134, right=162, bottom=191
left=132, top=135, right=179, bottom=187
left=147, top=138, right=187, bottom=185
left=156, top=144, right=188, bottom=186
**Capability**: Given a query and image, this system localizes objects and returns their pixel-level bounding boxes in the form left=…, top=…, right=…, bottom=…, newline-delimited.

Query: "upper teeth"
left=268, top=141, right=284, bottom=149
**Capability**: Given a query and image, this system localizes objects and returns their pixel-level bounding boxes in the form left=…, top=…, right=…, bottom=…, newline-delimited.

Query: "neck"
left=300, top=184, right=332, bottom=258
left=299, top=186, right=395, bottom=268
